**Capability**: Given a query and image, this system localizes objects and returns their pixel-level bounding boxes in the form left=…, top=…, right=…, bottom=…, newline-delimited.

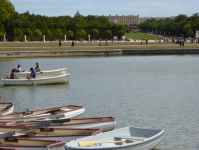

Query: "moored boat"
left=0, top=130, right=66, bottom=150
left=0, top=126, right=103, bottom=141
left=0, top=105, right=85, bottom=122
left=1, top=74, right=70, bottom=86
left=65, top=126, right=165, bottom=150
left=0, top=117, right=116, bottom=132
left=0, top=103, right=14, bottom=116
left=15, top=68, right=67, bottom=78
left=0, top=148, right=20, bottom=150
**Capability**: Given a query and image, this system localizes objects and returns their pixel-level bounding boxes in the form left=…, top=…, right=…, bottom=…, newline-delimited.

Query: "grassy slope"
left=126, top=33, right=164, bottom=40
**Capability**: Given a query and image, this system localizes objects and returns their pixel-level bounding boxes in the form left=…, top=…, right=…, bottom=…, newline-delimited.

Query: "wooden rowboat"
left=1, top=74, right=69, bottom=86
left=0, top=105, right=85, bottom=122
left=0, top=117, right=116, bottom=132
left=65, top=126, right=165, bottom=150
left=0, top=131, right=66, bottom=150
left=0, top=126, right=103, bottom=141
left=0, top=148, right=20, bottom=150
left=0, top=103, right=14, bottom=116
left=15, top=68, right=67, bottom=78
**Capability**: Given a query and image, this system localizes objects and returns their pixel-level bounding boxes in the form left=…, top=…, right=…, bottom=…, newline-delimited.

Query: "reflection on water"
left=0, top=55, right=199, bottom=150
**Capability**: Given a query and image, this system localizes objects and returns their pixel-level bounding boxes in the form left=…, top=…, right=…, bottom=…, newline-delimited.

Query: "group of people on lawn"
left=6, top=62, right=41, bottom=79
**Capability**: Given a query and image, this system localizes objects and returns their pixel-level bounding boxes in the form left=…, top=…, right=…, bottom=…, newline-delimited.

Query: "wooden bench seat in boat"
left=114, top=135, right=146, bottom=141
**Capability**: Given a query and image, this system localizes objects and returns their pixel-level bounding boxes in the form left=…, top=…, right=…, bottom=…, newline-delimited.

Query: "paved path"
left=0, top=44, right=198, bottom=49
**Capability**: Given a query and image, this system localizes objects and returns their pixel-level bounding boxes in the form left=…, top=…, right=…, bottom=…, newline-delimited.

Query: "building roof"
left=74, top=10, right=81, bottom=16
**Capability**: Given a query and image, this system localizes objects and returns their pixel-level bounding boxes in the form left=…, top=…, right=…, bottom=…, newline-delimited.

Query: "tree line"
left=138, top=13, right=199, bottom=37
left=0, top=0, right=126, bottom=41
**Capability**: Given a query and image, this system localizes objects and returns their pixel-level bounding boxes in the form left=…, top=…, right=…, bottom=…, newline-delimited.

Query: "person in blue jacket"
left=27, top=68, right=36, bottom=79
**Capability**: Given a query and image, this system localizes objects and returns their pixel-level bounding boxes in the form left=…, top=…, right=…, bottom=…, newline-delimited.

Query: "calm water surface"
left=0, top=55, right=199, bottom=150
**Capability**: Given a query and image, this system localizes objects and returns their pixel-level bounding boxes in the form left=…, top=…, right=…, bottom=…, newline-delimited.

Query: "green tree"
left=54, top=29, right=62, bottom=39
left=117, top=29, right=126, bottom=39
left=91, top=28, right=99, bottom=40
left=14, top=19, right=23, bottom=28
left=183, top=24, right=193, bottom=37
left=33, top=29, right=42, bottom=39
left=77, top=29, right=86, bottom=39
left=24, top=28, right=32, bottom=37
left=0, top=0, right=15, bottom=22
left=116, top=24, right=126, bottom=31
left=14, top=28, right=22, bottom=40
left=0, top=24, right=6, bottom=37
left=104, top=30, right=112, bottom=39
left=66, top=30, right=74, bottom=40
left=43, top=29, right=52, bottom=37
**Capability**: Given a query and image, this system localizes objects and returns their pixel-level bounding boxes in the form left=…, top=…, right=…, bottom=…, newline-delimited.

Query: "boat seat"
left=114, top=135, right=146, bottom=141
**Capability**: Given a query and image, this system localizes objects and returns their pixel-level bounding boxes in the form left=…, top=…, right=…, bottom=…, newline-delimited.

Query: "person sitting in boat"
left=6, top=69, right=17, bottom=79
left=27, top=68, right=36, bottom=79
left=34, top=62, right=41, bottom=72
left=17, top=64, right=23, bottom=72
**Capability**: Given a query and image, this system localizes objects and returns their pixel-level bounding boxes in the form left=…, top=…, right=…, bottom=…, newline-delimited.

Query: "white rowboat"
left=0, top=117, right=116, bottom=132
left=15, top=68, right=67, bottom=78
left=65, top=126, right=165, bottom=150
left=0, top=103, right=14, bottom=116
left=0, top=105, right=85, bottom=122
left=1, top=74, right=69, bottom=86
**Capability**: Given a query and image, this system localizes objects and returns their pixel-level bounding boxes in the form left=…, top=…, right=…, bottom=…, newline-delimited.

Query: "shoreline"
left=0, top=49, right=199, bottom=58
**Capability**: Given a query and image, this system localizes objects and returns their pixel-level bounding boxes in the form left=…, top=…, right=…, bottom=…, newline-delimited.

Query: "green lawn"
left=126, top=33, right=164, bottom=40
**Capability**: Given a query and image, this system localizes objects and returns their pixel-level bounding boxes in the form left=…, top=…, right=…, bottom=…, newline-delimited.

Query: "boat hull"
left=1, top=74, right=69, bottom=86
left=15, top=68, right=67, bottom=78
left=65, top=126, right=165, bottom=150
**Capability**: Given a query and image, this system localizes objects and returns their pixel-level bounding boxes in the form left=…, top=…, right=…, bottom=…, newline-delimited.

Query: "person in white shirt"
left=17, top=64, right=23, bottom=72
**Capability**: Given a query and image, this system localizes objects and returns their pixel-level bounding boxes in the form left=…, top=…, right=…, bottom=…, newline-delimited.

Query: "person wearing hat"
left=34, top=62, right=41, bottom=72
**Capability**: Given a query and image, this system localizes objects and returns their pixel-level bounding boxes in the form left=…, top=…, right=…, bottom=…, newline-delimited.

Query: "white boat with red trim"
left=1, top=117, right=115, bottom=132
left=0, top=105, right=85, bottom=122
left=0, top=125, right=103, bottom=141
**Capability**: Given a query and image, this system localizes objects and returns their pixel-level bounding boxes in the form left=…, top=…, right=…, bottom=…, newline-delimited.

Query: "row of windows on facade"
left=109, top=20, right=139, bottom=24
left=108, top=16, right=139, bottom=19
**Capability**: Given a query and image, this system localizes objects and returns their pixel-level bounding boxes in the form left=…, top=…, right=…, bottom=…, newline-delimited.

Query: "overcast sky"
left=10, top=0, right=199, bottom=18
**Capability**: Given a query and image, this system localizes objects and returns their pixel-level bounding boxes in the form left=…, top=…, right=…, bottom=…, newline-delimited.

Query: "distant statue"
left=195, top=30, right=199, bottom=38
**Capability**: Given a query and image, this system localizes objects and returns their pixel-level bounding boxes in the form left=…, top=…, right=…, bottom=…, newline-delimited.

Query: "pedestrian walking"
left=59, top=40, right=62, bottom=47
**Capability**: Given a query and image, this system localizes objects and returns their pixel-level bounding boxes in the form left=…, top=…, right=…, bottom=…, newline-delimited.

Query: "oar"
left=28, top=77, right=35, bottom=86
left=79, top=140, right=140, bottom=147
left=22, top=108, right=61, bottom=118
left=22, top=114, right=65, bottom=122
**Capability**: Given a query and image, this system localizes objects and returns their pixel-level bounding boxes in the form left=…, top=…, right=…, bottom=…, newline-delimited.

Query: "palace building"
left=76, top=11, right=174, bottom=26
left=104, top=15, right=175, bottom=25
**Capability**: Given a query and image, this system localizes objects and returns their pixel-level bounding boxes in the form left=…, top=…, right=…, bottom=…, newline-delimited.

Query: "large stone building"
left=76, top=11, right=174, bottom=26
left=96, top=14, right=174, bottom=26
